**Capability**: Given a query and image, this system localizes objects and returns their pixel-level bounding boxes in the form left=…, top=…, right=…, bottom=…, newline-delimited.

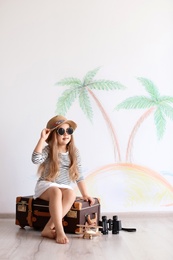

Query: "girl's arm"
left=77, top=180, right=95, bottom=205
left=34, top=128, right=51, bottom=153
left=32, top=128, right=51, bottom=164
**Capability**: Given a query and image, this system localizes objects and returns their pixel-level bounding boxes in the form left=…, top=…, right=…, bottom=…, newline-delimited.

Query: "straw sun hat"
left=46, top=115, right=77, bottom=143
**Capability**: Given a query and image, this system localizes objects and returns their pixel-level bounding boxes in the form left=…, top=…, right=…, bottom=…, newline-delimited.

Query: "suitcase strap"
left=27, top=198, right=33, bottom=227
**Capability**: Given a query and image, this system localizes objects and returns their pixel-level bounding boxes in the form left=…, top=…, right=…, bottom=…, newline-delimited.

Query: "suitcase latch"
left=66, top=210, right=77, bottom=218
left=17, top=201, right=27, bottom=212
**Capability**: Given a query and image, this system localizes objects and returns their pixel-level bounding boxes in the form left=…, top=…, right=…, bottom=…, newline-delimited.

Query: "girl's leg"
left=41, top=217, right=55, bottom=239
left=41, top=188, right=76, bottom=239
left=61, top=188, right=76, bottom=216
left=40, top=187, right=66, bottom=243
left=39, top=187, right=75, bottom=244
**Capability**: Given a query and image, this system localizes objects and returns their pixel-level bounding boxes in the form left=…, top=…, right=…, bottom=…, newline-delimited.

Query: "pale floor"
left=0, top=213, right=173, bottom=260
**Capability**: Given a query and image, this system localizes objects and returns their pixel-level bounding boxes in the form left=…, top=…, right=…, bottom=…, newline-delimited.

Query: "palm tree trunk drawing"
left=87, top=87, right=121, bottom=162
left=126, top=107, right=155, bottom=162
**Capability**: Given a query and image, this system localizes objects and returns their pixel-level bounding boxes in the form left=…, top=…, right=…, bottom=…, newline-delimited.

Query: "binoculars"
left=99, top=215, right=121, bottom=235
left=99, top=215, right=136, bottom=235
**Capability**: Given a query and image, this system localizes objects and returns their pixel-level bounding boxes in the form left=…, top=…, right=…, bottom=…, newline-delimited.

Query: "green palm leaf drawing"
left=55, top=67, right=126, bottom=162
left=55, top=88, right=78, bottom=115
left=56, top=78, right=82, bottom=87
left=89, top=80, right=125, bottom=91
left=115, top=77, right=173, bottom=162
left=116, top=96, right=155, bottom=109
left=83, top=67, right=100, bottom=85
left=78, top=88, right=93, bottom=121
left=137, top=77, right=160, bottom=100
left=161, top=103, right=173, bottom=120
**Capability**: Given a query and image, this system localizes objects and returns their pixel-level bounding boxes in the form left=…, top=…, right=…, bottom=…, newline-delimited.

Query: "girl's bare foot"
left=56, top=230, right=69, bottom=244
left=41, top=227, right=56, bottom=239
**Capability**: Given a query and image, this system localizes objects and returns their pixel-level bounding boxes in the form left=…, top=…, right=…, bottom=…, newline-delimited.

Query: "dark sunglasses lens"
left=67, top=127, right=73, bottom=135
left=57, top=128, right=65, bottom=135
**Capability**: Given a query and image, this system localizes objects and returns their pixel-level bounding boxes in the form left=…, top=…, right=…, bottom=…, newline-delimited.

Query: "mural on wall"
left=55, top=67, right=173, bottom=211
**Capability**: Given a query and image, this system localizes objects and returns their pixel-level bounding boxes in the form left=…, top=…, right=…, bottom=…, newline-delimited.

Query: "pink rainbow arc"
left=85, top=163, right=173, bottom=194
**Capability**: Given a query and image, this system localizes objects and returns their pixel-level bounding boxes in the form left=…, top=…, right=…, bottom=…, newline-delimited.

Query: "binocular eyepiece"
left=99, top=215, right=122, bottom=235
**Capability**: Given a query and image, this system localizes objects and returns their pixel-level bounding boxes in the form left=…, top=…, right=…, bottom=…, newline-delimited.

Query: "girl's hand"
left=41, top=128, right=51, bottom=141
left=33, top=128, right=52, bottom=154
left=83, top=196, right=95, bottom=206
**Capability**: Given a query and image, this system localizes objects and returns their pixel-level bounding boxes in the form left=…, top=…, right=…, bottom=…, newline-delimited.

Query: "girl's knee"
left=70, top=190, right=76, bottom=201
left=63, top=189, right=76, bottom=201
left=39, top=187, right=60, bottom=201
left=48, top=187, right=62, bottom=198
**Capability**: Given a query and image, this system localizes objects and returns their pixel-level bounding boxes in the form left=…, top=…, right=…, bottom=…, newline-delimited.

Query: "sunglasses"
left=56, top=127, right=74, bottom=136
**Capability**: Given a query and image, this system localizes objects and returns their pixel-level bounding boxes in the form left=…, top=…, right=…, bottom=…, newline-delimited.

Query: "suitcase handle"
left=85, top=213, right=97, bottom=225
left=34, top=210, right=50, bottom=217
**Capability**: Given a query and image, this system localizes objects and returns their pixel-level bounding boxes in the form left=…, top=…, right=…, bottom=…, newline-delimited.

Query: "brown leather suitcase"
left=15, top=196, right=100, bottom=233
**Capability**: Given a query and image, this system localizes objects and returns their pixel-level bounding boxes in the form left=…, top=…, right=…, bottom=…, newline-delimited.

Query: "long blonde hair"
left=38, top=131, right=79, bottom=182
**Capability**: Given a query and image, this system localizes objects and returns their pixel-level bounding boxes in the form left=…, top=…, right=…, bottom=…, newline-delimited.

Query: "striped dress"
left=32, top=145, right=84, bottom=199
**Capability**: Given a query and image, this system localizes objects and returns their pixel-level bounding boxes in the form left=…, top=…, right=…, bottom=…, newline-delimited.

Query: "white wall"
left=1, top=0, right=173, bottom=213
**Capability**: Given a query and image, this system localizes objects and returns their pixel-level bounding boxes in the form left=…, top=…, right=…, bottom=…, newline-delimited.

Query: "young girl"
left=32, top=115, right=94, bottom=244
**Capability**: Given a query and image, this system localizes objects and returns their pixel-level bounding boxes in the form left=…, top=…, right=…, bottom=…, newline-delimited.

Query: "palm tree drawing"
left=55, top=67, right=125, bottom=162
left=115, top=77, right=173, bottom=162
